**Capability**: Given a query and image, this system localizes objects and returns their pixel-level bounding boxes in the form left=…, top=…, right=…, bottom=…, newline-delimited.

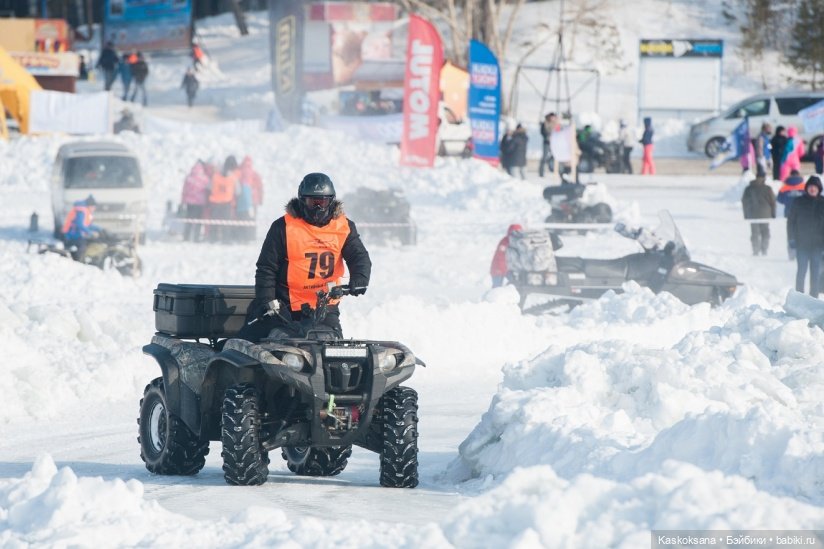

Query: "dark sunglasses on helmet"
left=304, top=196, right=332, bottom=209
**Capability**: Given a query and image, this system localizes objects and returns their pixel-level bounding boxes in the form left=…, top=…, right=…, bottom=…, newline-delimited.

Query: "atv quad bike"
left=139, top=283, right=422, bottom=488
left=27, top=232, right=142, bottom=277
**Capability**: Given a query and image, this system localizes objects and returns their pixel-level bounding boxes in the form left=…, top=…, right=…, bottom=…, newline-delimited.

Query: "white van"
left=51, top=141, right=147, bottom=240
left=688, top=90, right=824, bottom=157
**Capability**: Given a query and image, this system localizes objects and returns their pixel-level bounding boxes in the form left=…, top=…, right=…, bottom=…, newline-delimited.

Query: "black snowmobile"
left=139, top=283, right=422, bottom=488
left=340, top=187, right=417, bottom=246
left=543, top=180, right=613, bottom=224
left=509, top=210, right=740, bottom=313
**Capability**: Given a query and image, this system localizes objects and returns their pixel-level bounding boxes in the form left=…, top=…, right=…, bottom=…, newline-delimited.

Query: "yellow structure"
left=0, top=45, right=43, bottom=134
left=0, top=97, right=7, bottom=140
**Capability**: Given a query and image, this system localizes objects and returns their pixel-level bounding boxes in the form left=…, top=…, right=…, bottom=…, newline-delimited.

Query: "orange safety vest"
left=61, top=205, right=93, bottom=234
left=209, top=172, right=236, bottom=204
left=284, top=213, right=350, bottom=311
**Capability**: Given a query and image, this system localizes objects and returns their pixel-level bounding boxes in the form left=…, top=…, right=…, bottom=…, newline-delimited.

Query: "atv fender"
left=142, top=342, right=182, bottom=412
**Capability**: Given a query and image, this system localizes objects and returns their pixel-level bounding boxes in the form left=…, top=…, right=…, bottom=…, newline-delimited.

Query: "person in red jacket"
left=490, top=224, right=523, bottom=287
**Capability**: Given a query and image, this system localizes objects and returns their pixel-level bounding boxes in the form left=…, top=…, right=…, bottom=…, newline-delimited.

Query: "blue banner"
left=468, top=40, right=501, bottom=164
left=104, top=0, right=192, bottom=52
left=710, top=117, right=749, bottom=169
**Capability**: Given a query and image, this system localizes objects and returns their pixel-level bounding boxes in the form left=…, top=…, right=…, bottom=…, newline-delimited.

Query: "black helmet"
left=85, top=194, right=97, bottom=207
left=298, top=173, right=336, bottom=225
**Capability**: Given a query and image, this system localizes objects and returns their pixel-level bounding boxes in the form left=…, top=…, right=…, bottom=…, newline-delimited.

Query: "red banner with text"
left=400, top=14, right=443, bottom=167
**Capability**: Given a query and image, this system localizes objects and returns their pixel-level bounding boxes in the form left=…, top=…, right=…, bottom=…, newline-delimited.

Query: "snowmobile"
left=341, top=187, right=417, bottom=246
left=543, top=180, right=613, bottom=224
left=509, top=210, right=740, bottom=314
left=139, top=283, right=423, bottom=488
left=27, top=232, right=142, bottom=277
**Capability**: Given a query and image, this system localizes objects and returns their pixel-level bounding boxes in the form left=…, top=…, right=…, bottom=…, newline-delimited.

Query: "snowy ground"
left=2, top=5, right=824, bottom=548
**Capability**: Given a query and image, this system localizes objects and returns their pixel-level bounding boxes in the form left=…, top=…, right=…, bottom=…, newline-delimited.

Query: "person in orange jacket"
left=490, top=224, right=523, bottom=287
left=208, top=156, right=240, bottom=242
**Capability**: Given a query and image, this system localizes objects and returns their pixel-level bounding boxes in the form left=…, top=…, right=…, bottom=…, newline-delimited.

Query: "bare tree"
left=396, top=0, right=526, bottom=67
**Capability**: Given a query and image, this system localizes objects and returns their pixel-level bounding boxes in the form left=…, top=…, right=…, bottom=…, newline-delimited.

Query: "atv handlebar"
left=247, top=284, right=363, bottom=326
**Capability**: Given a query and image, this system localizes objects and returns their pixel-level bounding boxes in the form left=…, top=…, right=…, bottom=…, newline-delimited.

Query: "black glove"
left=349, top=285, right=367, bottom=296
left=349, top=276, right=368, bottom=296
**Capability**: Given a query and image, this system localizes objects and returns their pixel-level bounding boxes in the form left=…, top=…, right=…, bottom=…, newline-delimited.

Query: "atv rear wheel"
left=379, top=386, right=419, bottom=488
left=221, top=383, right=269, bottom=486
left=138, top=377, right=208, bottom=475
left=282, top=445, right=352, bottom=476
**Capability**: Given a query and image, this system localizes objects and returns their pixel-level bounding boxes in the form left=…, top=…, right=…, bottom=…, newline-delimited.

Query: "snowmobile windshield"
left=654, top=210, right=689, bottom=258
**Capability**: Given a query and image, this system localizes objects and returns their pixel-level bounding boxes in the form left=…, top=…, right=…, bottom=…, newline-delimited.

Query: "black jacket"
left=788, top=194, right=824, bottom=249
left=501, top=130, right=528, bottom=168
left=254, top=198, right=371, bottom=313
left=742, top=177, right=776, bottom=219
left=130, top=60, right=149, bottom=83
left=96, top=47, right=119, bottom=71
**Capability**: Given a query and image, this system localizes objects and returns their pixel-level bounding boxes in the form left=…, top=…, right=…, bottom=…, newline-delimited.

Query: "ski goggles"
left=303, top=196, right=333, bottom=209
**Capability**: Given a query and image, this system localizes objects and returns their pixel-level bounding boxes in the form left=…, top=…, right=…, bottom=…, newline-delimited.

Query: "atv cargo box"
left=153, top=284, right=254, bottom=338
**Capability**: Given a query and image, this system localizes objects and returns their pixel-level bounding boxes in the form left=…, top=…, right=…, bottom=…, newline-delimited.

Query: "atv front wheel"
left=138, top=377, right=208, bottom=475
left=282, top=445, right=352, bottom=476
left=221, top=383, right=269, bottom=486
left=379, top=386, right=419, bottom=488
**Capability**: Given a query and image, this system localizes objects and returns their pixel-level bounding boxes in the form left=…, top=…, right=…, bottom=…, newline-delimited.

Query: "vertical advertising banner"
left=103, top=0, right=192, bottom=51
left=400, top=14, right=443, bottom=168
left=269, top=0, right=305, bottom=123
left=468, top=40, right=501, bottom=165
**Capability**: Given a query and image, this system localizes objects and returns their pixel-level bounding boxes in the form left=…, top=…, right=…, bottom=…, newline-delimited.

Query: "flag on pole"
left=710, top=117, right=750, bottom=169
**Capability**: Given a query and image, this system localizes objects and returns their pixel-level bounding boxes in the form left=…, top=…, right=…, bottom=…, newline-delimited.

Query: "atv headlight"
left=325, top=346, right=368, bottom=358
left=282, top=352, right=304, bottom=372
left=527, top=273, right=543, bottom=285
left=378, top=353, right=397, bottom=373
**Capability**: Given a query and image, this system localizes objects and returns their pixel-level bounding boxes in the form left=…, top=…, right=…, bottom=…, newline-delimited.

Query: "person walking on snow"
left=119, top=52, right=134, bottom=100
left=770, top=126, right=788, bottom=181
left=181, top=67, right=199, bottom=107
left=778, top=169, right=807, bottom=260
left=619, top=119, right=634, bottom=174
left=755, top=123, right=773, bottom=178
left=640, top=117, right=655, bottom=175
left=129, top=52, right=149, bottom=106
left=779, top=126, right=805, bottom=182
left=96, top=41, right=119, bottom=91
left=490, top=224, right=523, bottom=287
left=539, top=113, right=557, bottom=177
left=787, top=176, right=824, bottom=297
left=741, top=174, right=776, bottom=255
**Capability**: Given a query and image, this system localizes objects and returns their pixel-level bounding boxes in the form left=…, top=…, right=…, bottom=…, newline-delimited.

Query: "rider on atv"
left=240, top=172, right=372, bottom=342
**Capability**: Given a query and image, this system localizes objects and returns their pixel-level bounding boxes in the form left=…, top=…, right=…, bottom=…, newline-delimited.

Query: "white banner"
left=799, top=99, right=824, bottom=134
left=29, top=91, right=112, bottom=134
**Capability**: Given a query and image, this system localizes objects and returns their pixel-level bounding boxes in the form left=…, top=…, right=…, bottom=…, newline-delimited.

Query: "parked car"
left=688, top=90, right=824, bottom=157
left=51, top=141, right=147, bottom=241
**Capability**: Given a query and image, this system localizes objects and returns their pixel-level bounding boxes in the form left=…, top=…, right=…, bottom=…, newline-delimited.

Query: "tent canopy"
left=0, top=45, right=42, bottom=134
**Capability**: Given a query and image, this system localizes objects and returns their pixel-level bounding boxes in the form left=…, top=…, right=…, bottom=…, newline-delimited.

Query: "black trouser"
left=750, top=223, right=770, bottom=255
left=795, top=247, right=823, bottom=297
left=622, top=146, right=633, bottom=174
left=539, top=142, right=554, bottom=177
left=208, top=203, right=232, bottom=242
left=183, top=204, right=204, bottom=242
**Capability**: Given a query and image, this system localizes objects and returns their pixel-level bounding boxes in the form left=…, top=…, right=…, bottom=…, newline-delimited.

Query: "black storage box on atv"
left=153, top=284, right=255, bottom=338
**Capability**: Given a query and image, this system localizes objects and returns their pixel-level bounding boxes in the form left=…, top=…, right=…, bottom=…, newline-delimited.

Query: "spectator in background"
left=192, top=41, right=206, bottom=68
left=787, top=176, right=824, bottom=297
left=770, top=126, right=788, bottom=181
left=741, top=173, right=776, bottom=256
left=740, top=139, right=756, bottom=174
left=502, top=123, right=528, bottom=180
left=539, top=112, right=557, bottom=177
left=755, top=123, right=773, bottom=178
left=619, top=119, right=634, bottom=174
left=95, top=41, right=119, bottom=91
left=129, top=52, right=149, bottom=106
left=490, top=224, right=523, bottom=287
left=180, top=160, right=211, bottom=242
left=181, top=67, right=200, bottom=107
left=814, top=140, right=824, bottom=175
left=119, top=51, right=134, bottom=101
left=78, top=55, right=88, bottom=80
left=640, top=116, right=655, bottom=175
left=779, top=126, right=805, bottom=181
left=239, top=156, right=264, bottom=214
left=208, top=156, right=239, bottom=243
left=778, top=169, right=806, bottom=259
